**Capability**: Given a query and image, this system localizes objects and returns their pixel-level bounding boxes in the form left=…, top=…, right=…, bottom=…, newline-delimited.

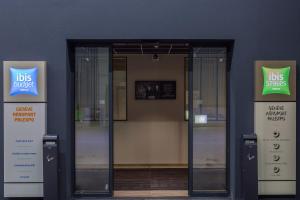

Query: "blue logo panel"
left=10, top=67, right=38, bottom=96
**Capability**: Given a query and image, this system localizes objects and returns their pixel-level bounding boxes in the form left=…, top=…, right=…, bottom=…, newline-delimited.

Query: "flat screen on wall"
left=135, top=81, right=176, bottom=100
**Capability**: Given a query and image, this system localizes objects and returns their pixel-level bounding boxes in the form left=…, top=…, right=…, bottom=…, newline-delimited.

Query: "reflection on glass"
left=75, top=47, right=110, bottom=193
left=113, top=57, right=127, bottom=120
left=184, top=58, right=189, bottom=120
left=192, top=48, right=227, bottom=192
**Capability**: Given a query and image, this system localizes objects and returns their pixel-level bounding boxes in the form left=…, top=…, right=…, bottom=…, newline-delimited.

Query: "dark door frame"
left=68, top=43, right=113, bottom=198
left=188, top=42, right=234, bottom=197
left=67, top=39, right=234, bottom=198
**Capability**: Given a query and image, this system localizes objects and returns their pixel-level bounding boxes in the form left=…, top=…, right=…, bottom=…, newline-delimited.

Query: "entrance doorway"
left=72, top=40, right=230, bottom=198
left=112, top=43, right=189, bottom=197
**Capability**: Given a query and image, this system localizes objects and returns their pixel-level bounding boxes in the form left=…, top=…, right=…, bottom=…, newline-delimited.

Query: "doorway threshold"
left=114, top=190, right=188, bottom=198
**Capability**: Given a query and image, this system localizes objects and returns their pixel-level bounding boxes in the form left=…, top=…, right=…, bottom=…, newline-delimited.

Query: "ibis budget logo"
left=262, top=66, right=290, bottom=95
left=10, top=67, right=38, bottom=96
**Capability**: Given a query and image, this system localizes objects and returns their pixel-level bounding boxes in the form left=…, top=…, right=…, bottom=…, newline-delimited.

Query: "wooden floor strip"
left=114, top=190, right=188, bottom=197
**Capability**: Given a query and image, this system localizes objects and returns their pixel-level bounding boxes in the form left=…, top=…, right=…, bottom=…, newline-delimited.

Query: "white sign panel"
left=255, top=102, right=296, bottom=195
left=4, top=103, right=46, bottom=197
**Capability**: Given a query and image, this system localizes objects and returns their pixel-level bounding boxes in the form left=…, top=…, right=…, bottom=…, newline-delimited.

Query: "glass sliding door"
left=190, top=47, right=227, bottom=194
left=74, top=47, right=112, bottom=195
left=112, top=57, right=127, bottom=121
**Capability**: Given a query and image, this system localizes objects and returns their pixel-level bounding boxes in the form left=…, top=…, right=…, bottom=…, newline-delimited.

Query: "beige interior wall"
left=114, top=54, right=188, bottom=166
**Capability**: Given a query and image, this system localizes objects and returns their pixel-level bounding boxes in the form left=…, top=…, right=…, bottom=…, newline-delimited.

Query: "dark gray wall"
left=0, top=0, right=300, bottom=199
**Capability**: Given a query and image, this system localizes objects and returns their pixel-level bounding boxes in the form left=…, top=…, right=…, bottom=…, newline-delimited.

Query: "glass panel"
left=113, top=57, right=127, bottom=120
left=75, top=47, right=110, bottom=193
left=192, top=47, right=227, bottom=192
left=184, top=57, right=189, bottom=120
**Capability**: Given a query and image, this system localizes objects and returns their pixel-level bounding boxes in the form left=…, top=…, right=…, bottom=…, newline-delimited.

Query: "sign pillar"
left=3, top=61, right=47, bottom=197
left=254, top=60, right=296, bottom=195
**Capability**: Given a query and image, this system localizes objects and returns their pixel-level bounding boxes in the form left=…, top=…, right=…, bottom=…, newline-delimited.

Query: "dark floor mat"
left=76, top=168, right=226, bottom=191
left=114, top=168, right=188, bottom=190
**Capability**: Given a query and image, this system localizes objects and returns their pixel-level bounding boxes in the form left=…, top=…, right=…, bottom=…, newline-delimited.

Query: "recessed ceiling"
left=113, top=42, right=190, bottom=54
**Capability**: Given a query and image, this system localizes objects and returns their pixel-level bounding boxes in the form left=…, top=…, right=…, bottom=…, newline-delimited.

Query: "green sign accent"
left=262, top=66, right=291, bottom=95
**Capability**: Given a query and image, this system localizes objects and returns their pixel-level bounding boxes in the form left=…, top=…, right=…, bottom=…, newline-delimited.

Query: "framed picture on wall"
left=135, top=81, right=176, bottom=100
